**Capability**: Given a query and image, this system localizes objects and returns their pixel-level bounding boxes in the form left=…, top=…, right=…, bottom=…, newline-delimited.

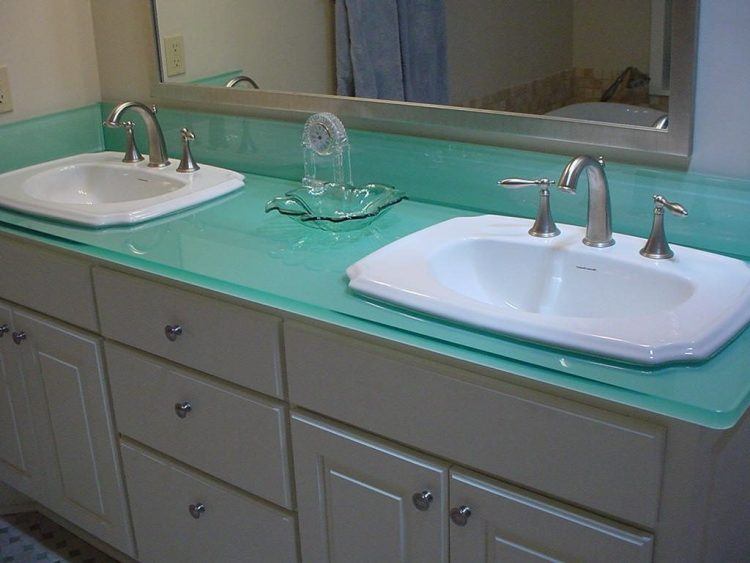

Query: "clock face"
left=306, top=122, right=335, bottom=155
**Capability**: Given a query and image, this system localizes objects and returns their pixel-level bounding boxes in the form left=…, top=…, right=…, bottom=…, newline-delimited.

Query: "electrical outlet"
left=164, top=35, right=186, bottom=77
left=0, top=66, right=13, bottom=114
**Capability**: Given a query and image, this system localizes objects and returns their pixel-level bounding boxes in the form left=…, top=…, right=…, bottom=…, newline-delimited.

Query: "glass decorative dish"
left=265, top=182, right=407, bottom=232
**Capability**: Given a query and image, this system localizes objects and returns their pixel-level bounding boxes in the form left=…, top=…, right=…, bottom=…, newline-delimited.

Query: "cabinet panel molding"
left=292, top=411, right=449, bottom=563
left=0, top=302, right=43, bottom=500
left=449, top=469, right=654, bottom=563
left=17, top=310, right=134, bottom=556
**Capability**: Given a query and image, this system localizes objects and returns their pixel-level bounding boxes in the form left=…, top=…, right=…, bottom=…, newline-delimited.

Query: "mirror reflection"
left=154, top=0, right=672, bottom=129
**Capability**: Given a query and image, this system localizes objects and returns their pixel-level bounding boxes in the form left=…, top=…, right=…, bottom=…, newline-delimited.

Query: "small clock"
left=307, top=121, right=334, bottom=155
left=303, top=113, right=348, bottom=156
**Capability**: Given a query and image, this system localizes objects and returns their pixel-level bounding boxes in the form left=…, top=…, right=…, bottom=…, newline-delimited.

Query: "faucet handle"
left=640, top=194, right=688, bottom=260
left=653, top=194, right=688, bottom=216
left=177, top=128, right=200, bottom=173
left=498, top=178, right=555, bottom=189
left=498, top=177, right=560, bottom=238
left=120, top=121, right=144, bottom=164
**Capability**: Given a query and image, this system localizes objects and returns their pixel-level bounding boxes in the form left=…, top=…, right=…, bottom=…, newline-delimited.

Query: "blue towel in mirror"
left=336, top=0, right=449, bottom=105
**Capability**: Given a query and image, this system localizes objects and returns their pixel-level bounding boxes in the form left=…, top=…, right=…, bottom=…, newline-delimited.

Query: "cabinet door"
left=292, top=412, right=449, bottom=563
left=0, top=303, right=43, bottom=500
left=449, top=469, right=654, bottom=563
left=16, top=311, right=134, bottom=556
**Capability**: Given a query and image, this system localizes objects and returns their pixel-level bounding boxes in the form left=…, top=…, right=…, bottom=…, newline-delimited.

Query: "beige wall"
left=572, top=0, right=652, bottom=74
left=445, top=0, right=574, bottom=105
left=154, top=0, right=335, bottom=94
left=91, top=0, right=156, bottom=103
left=0, top=0, right=101, bottom=124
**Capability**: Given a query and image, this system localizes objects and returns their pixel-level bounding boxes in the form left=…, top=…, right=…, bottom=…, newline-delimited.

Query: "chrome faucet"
left=104, top=101, right=170, bottom=167
left=557, top=155, right=614, bottom=247
left=225, top=75, right=260, bottom=89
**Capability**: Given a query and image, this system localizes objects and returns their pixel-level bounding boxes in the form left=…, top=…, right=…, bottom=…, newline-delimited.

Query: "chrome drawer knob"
left=412, top=490, right=434, bottom=511
left=0, top=324, right=8, bottom=337
left=189, top=503, right=206, bottom=519
left=450, top=505, right=472, bottom=526
left=174, top=401, right=192, bottom=419
left=164, top=324, right=183, bottom=341
left=11, top=331, right=26, bottom=345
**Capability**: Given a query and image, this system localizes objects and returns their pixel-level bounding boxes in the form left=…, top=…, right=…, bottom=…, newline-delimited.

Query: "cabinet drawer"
left=450, top=469, right=653, bottom=562
left=93, top=267, right=283, bottom=398
left=0, top=236, right=97, bottom=330
left=285, top=323, right=665, bottom=527
left=107, top=343, right=292, bottom=508
left=121, top=442, right=297, bottom=563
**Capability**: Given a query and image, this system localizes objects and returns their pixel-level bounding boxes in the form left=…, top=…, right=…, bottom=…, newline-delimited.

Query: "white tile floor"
left=0, top=512, right=115, bottom=562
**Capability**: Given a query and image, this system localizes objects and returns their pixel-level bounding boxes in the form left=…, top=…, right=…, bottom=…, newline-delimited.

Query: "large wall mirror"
left=151, top=0, right=698, bottom=166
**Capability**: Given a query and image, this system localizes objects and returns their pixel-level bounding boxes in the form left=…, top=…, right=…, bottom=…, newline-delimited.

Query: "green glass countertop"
left=2, top=172, right=750, bottom=429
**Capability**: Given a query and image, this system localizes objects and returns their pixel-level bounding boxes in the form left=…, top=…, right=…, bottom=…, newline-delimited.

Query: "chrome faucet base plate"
left=583, top=237, right=615, bottom=248
left=640, top=248, right=674, bottom=260
left=530, top=227, right=561, bottom=238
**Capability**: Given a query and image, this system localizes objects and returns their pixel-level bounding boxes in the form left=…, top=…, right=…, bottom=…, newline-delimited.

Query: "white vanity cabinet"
left=1, top=233, right=749, bottom=562
left=0, top=302, right=43, bottom=500
left=12, top=310, right=134, bottom=555
left=292, top=412, right=450, bottom=563
left=292, top=411, right=654, bottom=563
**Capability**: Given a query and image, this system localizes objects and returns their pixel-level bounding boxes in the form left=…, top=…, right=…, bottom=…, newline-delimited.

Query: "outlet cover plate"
left=164, top=35, right=186, bottom=77
left=0, top=66, right=13, bottom=114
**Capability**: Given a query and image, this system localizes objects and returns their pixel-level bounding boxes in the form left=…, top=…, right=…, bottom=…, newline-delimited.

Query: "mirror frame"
left=150, top=0, right=698, bottom=168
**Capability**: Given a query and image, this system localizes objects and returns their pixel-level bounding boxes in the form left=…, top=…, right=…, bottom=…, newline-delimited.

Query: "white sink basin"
left=347, top=215, right=750, bottom=365
left=0, top=152, right=244, bottom=226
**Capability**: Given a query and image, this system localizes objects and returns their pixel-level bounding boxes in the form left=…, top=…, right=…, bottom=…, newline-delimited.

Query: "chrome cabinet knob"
left=174, top=401, right=192, bottom=419
left=164, top=324, right=183, bottom=341
left=412, top=490, right=434, bottom=511
left=450, top=505, right=472, bottom=526
left=11, top=331, right=26, bottom=345
left=188, top=503, right=206, bottom=519
left=0, top=324, right=8, bottom=337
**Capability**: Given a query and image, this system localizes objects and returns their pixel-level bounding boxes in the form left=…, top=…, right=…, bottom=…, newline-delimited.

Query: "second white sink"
left=0, top=152, right=245, bottom=226
left=347, top=215, right=750, bottom=365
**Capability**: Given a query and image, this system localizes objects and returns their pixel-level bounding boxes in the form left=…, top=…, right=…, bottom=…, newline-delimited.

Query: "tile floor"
left=0, top=512, right=116, bottom=562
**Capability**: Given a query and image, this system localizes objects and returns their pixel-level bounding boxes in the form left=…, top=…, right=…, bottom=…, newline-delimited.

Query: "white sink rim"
left=347, top=215, right=750, bottom=365
left=0, top=152, right=245, bottom=226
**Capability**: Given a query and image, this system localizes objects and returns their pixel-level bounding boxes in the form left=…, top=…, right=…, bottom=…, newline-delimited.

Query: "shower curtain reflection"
left=335, top=0, right=449, bottom=105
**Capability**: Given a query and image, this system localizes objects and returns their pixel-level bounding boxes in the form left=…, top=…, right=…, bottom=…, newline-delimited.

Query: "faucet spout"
left=557, top=155, right=614, bottom=247
left=104, top=101, right=170, bottom=167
